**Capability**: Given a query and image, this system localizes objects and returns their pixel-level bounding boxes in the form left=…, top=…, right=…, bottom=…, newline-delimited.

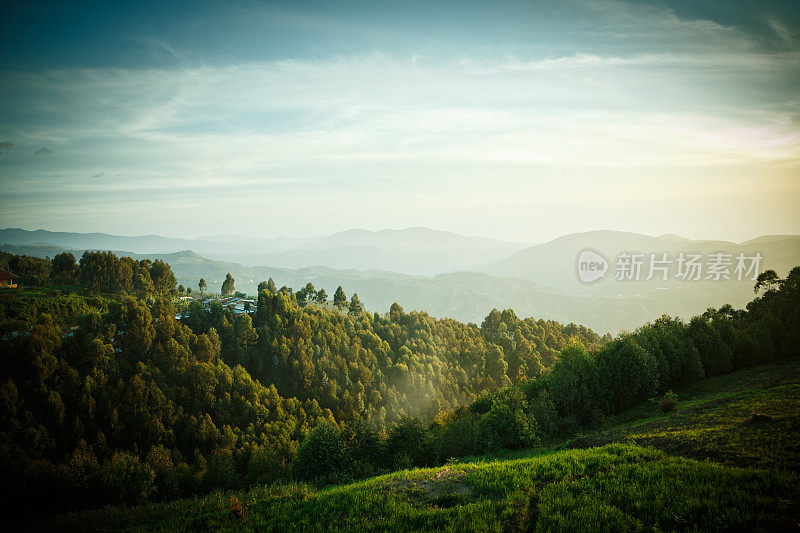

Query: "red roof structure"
left=0, top=269, right=20, bottom=281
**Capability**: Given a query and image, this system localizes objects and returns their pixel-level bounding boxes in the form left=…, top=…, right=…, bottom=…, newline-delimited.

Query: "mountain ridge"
left=0, top=227, right=530, bottom=275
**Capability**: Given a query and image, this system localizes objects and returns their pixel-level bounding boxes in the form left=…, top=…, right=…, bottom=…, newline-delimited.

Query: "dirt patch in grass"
left=382, top=468, right=475, bottom=508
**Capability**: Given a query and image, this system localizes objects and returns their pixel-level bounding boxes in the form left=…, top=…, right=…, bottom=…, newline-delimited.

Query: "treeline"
left=0, top=250, right=176, bottom=295
left=0, top=251, right=605, bottom=517
left=288, top=267, right=800, bottom=483
left=183, top=287, right=604, bottom=427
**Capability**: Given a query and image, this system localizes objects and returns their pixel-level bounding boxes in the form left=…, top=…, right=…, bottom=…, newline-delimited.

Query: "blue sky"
left=0, top=0, right=798, bottom=242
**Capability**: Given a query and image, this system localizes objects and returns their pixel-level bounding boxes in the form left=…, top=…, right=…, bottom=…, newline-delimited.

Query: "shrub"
left=106, top=452, right=155, bottom=504
left=659, top=390, right=678, bottom=413
left=435, top=407, right=480, bottom=460
left=385, top=415, right=432, bottom=469
left=479, top=388, right=539, bottom=451
left=341, top=418, right=382, bottom=478
left=547, top=344, right=599, bottom=425
left=528, top=390, right=558, bottom=442
left=229, top=494, right=247, bottom=520
left=292, top=422, right=344, bottom=481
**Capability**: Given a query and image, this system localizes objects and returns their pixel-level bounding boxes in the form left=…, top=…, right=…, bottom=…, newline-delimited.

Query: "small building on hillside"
left=217, top=296, right=256, bottom=315
left=0, top=269, right=19, bottom=288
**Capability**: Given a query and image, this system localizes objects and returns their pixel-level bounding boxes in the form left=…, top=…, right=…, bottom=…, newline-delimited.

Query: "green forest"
left=0, top=250, right=798, bottom=523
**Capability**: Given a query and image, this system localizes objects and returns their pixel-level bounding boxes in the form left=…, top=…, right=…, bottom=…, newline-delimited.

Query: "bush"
left=479, top=388, right=539, bottom=451
left=292, top=422, right=344, bottom=482
left=547, top=344, right=599, bottom=425
left=341, top=418, right=382, bottom=478
left=106, top=452, right=155, bottom=504
left=659, top=390, right=678, bottom=413
left=527, top=390, right=558, bottom=442
left=435, top=407, right=480, bottom=460
left=385, top=416, right=432, bottom=469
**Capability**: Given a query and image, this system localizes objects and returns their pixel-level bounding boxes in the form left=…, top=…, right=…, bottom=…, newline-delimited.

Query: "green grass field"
left=570, top=360, right=800, bottom=471
left=19, top=360, right=800, bottom=532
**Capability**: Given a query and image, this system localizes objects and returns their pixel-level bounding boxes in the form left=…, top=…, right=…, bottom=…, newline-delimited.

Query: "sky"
left=0, top=0, right=798, bottom=243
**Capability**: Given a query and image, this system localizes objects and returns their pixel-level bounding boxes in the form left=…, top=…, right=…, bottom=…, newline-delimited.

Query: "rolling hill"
left=484, top=230, right=800, bottom=315
left=486, top=230, right=800, bottom=291
left=0, top=245, right=776, bottom=333
left=3, top=228, right=799, bottom=333
left=0, top=227, right=529, bottom=276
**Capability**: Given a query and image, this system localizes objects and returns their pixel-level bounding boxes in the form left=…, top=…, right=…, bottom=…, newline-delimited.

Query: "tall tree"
left=258, top=278, right=279, bottom=296
left=389, top=302, right=404, bottom=323
left=333, top=286, right=347, bottom=310
left=51, top=252, right=79, bottom=285
left=754, top=270, right=780, bottom=294
left=304, top=282, right=316, bottom=299
left=296, top=288, right=308, bottom=307
left=348, top=293, right=363, bottom=316
left=221, top=273, right=235, bottom=296
left=150, top=259, right=176, bottom=294
left=316, top=288, right=328, bottom=304
left=199, top=278, right=207, bottom=293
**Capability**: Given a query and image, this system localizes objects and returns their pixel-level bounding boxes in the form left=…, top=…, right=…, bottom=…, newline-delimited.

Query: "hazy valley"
left=3, top=227, right=798, bottom=333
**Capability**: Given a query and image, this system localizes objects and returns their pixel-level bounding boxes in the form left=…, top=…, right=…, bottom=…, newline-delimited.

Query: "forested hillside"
left=1, top=249, right=797, bottom=522
left=0, top=250, right=603, bottom=517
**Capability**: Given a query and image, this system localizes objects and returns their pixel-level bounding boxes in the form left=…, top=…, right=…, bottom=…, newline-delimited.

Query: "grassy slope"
left=570, top=360, right=800, bottom=471
left=20, top=361, right=800, bottom=532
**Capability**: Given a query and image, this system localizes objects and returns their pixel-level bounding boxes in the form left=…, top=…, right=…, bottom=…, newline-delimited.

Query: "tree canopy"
left=1, top=249, right=797, bottom=520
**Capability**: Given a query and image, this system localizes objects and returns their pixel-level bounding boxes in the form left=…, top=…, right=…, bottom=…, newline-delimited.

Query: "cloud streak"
left=0, top=0, right=798, bottom=242
left=33, top=147, right=54, bottom=156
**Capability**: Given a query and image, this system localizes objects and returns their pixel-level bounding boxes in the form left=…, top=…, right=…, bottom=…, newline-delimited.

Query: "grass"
left=569, top=359, right=800, bottom=471
left=31, top=445, right=799, bottom=532
left=13, top=360, right=800, bottom=532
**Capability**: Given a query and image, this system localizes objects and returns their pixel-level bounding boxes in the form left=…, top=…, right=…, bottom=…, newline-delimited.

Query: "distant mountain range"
left=0, top=228, right=312, bottom=255
left=0, top=227, right=528, bottom=276
left=2, top=228, right=799, bottom=333
left=484, top=230, right=800, bottom=295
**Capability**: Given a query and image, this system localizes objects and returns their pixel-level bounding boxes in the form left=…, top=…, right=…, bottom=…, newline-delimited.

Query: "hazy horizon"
left=2, top=224, right=799, bottom=247
left=2, top=0, right=799, bottom=243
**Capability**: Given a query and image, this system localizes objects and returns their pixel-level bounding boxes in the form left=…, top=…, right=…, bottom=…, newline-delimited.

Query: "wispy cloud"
left=10, top=52, right=795, bottom=168
left=765, top=16, right=799, bottom=49
left=137, top=37, right=179, bottom=59
left=33, top=147, right=54, bottom=156
left=0, top=0, right=798, bottom=241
